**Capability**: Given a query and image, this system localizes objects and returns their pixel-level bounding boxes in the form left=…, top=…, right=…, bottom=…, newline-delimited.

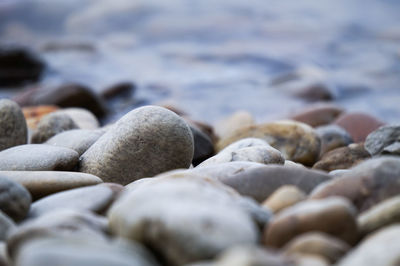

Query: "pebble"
left=31, top=111, right=79, bottom=143
left=382, top=141, right=400, bottom=155
left=364, top=124, right=400, bottom=156
left=100, top=81, right=135, bottom=99
left=292, top=82, right=335, bottom=102
left=22, top=105, right=58, bottom=129
left=14, top=235, right=160, bottom=266
left=79, top=106, right=194, bottom=185
left=312, top=143, right=370, bottom=172
left=290, top=103, right=344, bottom=127
left=262, top=185, right=307, bottom=213
left=0, top=211, right=16, bottom=241
left=216, top=120, right=321, bottom=166
left=0, top=171, right=102, bottom=199
left=311, top=156, right=400, bottom=212
left=337, top=225, right=400, bottom=266
left=214, top=110, right=255, bottom=139
left=190, top=124, right=215, bottom=166
left=109, top=177, right=259, bottom=265
left=0, top=99, right=27, bottom=151
left=334, top=112, right=385, bottom=143
left=357, top=195, right=400, bottom=237
left=0, top=144, right=79, bottom=171
left=29, top=183, right=123, bottom=218
left=198, top=138, right=284, bottom=167
left=315, top=125, right=353, bottom=156
left=60, top=108, right=100, bottom=129
left=0, top=177, right=31, bottom=221
left=283, top=232, right=350, bottom=263
left=263, top=197, right=358, bottom=248
left=46, top=129, right=104, bottom=156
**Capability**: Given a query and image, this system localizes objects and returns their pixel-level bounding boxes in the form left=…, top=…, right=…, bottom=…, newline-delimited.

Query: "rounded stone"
left=31, top=111, right=79, bottom=143
left=262, top=185, right=307, bottom=213
left=79, top=106, right=194, bottom=184
left=316, top=125, right=353, bottom=156
left=216, top=120, right=321, bottom=166
left=310, top=156, right=400, bottom=212
left=46, top=129, right=104, bottom=156
left=283, top=232, right=350, bottom=263
left=22, top=105, right=59, bottom=130
left=263, top=197, right=358, bottom=248
left=61, top=108, right=100, bottom=130
left=214, top=111, right=255, bottom=139
left=365, top=124, right=400, bottom=156
left=0, top=99, right=27, bottom=151
left=0, top=171, right=103, bottom=200
left=0, top=210, right=16, bottom=240
left=0, top=177, right=31, bottom=221
left=312, top=143, right=370, bottom=172
left=190, top=124, right=215, bottom=166
left=0, top=144, right=79, bottom=171
left=290, top=103, right=344, bottom=127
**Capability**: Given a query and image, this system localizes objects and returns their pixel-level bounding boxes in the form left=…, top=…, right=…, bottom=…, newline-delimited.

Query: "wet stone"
left=0, top=144, right=79, bottom=171
left=0, top=99, right=27, bottom=151
left=0, top=177, right=31, bottom=221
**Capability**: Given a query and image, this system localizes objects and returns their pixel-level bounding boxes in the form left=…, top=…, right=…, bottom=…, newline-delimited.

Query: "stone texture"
left=80, top=106, right=194, bottom=185
left=14, top=236, right=160, bottom=266
left=290, top=103, right=344, bottom=127
left=109, top=177, right=259, bottom=265
left=337, top=225, right=400, bottom=266
left=0, top=144, right=79, bottom=171
left=216, top=120, right=321, bottom=166
left=198, top=138, right=284, bottom=167
left=29, top=183, right=123, bottom=218
left=382, top=141, right=400, bottom=155
left=0, top=171, right=102, bottom=200
left=311, top=156, right=400, bottom=212
left=0, top=211, right=16, bottom=241
left=263, top=197, right=358, bottom=248
left=46, top=129, right=104, bottom=156
left=0, top=99, right=27, bottom=151
left=31, top=111, right=79, bottom=143
left=283, top=232, right=350, bottom=263
left=313, top=143, right=370, bottom=172
left=365, top=124, right=400, bottom=156
left=262, top=185, right=307, bottom=213
left=0, top=177, right=31, bottom=221
left=22, top=105, right=59, bottom=129
left=316, top=125, right=353, bottom=156
left=214, top=111, right=255, bottom=139
left=61, top=108, right=100, bottom=129
left=357, top=195, right=400, bottom=237
left=334, top=112, right=385, bottom=143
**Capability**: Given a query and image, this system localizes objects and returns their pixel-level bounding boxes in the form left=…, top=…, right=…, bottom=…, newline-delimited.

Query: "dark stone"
left=190, top=125, right=215, bottom=166
left=0, top=176, right=31, bottom=221
left=100, top=82, right=135, bottom=99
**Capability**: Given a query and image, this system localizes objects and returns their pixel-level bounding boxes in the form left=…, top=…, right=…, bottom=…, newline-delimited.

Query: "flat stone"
left=46, top=129, right=104, bottom=156
left=290, top=103, right=344, bottom=127
left=214, top=111, right=255, bottom=139
left=198, top=138, right=284, bottom=167
left=14, top=235, right=160, bottom=266
left=109, top=177, right=259, bottom=265
left=0, top=144, right=79, bottom=171
left=310, top=156, right=400, bottom=212
left=31, top=111, right=79, bottom=143
left=263, top=197, right=358, bottom=248
left=334, top=112, right=385, bottom=143
left=0, top=171, right=102, bottom=200
left=337, top=225, right=400, bottom=266
left=0, top=211, right=16, bottom=241
left=216, top=120, right=321, bottom=166
left=313, top=143, right=370, bottom=172
left=0, top=99, right=27, bottom=151
left=358, top=195, right=400, bottom=237
left=29, top=183, right=123, bottom=218
left=80, top=106, right=194, bottom=185
left=365, top=124, right=400, bottom=156
left=316, top=125, right=353, bottom=156
left=283, top=232, right=350, bottom=263
left=262, top=185, right=307, bottom=213
left=0, top=177, right=31, bottom=221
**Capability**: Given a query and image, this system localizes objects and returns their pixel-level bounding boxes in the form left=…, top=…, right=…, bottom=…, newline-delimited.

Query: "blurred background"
left=0, top=0, right=400, bottom=125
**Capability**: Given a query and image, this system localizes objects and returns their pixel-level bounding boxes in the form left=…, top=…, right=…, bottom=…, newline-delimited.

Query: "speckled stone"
left=216, top=120, right=321, bottom=166
left=31, top=111, right=79, bottom=143
left=79, top=106, right=194, bottom=184
left=0, top=99, right=27, bottom=151
left=0, top=171, right=102, bottom=200
left=365, top=124, right=400, bottom=156
left=0, top=177, right=31, bottom=221
left=0, top=144, right=79, bottom=171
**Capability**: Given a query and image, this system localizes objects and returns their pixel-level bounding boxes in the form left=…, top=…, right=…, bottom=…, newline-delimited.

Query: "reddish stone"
left=290, top=103, right=344, bottom=127
left=22, top=105, right=59, bottom=129
left=334, top=112, right=385, bottom=143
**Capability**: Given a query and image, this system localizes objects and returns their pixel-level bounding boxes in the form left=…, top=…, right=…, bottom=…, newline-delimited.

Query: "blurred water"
left=1, top=0, right=400, bottom=124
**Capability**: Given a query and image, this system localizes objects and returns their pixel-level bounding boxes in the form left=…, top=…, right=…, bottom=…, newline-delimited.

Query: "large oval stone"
left=216, top=120, right=321, bottom=166
left=79, top=106, right=194, bottom=184
left=0, top=144, right=79, bottom=171
left=0, top=99, right=27, bottom=151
